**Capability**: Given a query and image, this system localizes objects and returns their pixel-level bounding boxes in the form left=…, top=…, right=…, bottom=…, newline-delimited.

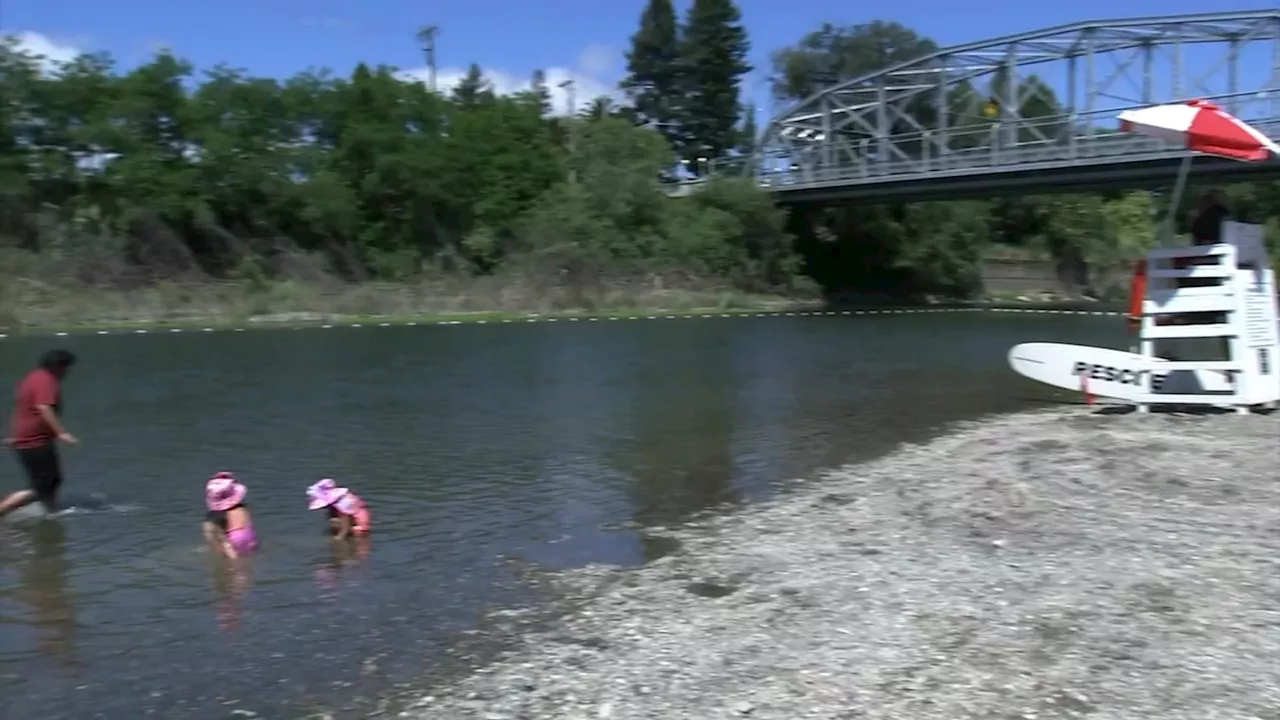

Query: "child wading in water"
left=204, top=472, right=259, bottom=558
left=307, top=479, right=371, bottom=539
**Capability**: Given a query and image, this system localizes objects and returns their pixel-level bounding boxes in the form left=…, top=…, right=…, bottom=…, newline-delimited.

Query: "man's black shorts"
left=13, top=443, right=62, bottom=508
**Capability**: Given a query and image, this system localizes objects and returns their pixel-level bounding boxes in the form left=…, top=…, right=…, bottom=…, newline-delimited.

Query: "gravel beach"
left=406, top=407, right=1280, bottom=720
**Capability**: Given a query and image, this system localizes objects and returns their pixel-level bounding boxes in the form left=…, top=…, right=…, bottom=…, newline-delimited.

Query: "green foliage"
left=621, top=0, right=752, bottom=170
left=769, top=21, right=938, bottom=102
left=739, top=103, right=758, bottom=157
left=529, top=69, right=553, bottom=117
left=679, top=0, right=752, bottom=164
left=452, top=63, right=493, bottom=105
left=621, top=0, right=682, bottom=144
left=0, top=38, right=799, bottom=313
left=686, top=178, right=797, bottom=287
left=512, top=117, right=797, bottom=295
left=579, top=96, right=627, bottom=122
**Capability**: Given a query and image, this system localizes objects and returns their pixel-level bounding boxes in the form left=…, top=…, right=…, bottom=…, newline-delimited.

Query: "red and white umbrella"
left=1117, top=99, right=1280, bottom=162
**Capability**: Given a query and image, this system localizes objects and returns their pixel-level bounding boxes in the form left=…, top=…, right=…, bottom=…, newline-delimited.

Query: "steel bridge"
left=693, top=10, right=1280, bottom=203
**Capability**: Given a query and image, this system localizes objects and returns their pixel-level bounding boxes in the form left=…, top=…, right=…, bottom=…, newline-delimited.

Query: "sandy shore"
left=404, top=407, right=1280, bottom=720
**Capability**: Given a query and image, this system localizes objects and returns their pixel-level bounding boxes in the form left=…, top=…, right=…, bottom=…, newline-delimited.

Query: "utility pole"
left=559, top=79, right=577, bottom=183
left=416, top=25, right=439, bottom=93
left=558, top=78, right=576, bottom=117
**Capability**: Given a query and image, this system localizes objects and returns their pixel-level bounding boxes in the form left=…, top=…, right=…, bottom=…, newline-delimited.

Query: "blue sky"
left=3, top=0, right=1278, bottom=120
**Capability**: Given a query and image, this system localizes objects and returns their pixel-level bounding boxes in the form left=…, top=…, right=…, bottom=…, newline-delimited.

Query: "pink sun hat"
left=307, top=478, right=350, bottom=511
left=206, top=472, right=248, bottom=512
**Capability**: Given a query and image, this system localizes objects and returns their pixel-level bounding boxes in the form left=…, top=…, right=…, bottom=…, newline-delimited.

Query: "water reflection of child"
left=211, top=560, right=251, bottom=632
left=313, top=534, right=372, bottom=593
left=306, top=479, right=371, bottom=540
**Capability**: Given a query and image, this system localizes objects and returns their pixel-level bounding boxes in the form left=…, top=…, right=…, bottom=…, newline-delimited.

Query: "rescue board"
left=1008, top=342, right=1234, bottom=401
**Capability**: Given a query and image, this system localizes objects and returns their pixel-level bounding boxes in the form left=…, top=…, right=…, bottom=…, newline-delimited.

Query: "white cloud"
left=399, top=45, right=623, bottom=117
left=4, top=31, right=84, bottom=72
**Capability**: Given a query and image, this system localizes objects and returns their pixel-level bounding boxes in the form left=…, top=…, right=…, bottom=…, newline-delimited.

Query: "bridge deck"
left=677, top=12, right=1280, bottom=203
left=673, top=121, right=1280, bottom=202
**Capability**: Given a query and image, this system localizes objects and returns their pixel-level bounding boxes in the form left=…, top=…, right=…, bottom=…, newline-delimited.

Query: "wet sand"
left=406, top=407, right=1280, bottom=720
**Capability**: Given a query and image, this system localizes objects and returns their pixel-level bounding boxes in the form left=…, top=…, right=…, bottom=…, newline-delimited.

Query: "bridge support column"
left=1004, top=46, right=1018, bottom=148
left=876, top=79, right=889, bottom=173
left=1143, top=36, right=1158, bottom=235
left=1228, top=36, right=1240, bottom=114
left=935, top=61, right=949, bottom=165
left=1141, top=42, right=1153, bottom=105
left=1067, top=53, right=1077, bottom=156
left=1273, top=19, right=1280, bottom=120
left=1083, top=30, right=1095, bottom=140
left=821, top=100, right=832, bottom=171
left=1172, top=35, right=1183, bottom=98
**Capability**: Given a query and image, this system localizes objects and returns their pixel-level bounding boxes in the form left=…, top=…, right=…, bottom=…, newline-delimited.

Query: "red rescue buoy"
left=1127, top=258, right=1147, bottom=332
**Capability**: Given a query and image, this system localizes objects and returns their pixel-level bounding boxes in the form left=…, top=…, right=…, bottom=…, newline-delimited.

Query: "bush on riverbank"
left=0, top=259, right=812, bottom=329
left=0, top=40, right=812, bottom=328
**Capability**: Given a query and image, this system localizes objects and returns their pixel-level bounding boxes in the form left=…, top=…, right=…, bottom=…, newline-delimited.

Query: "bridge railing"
left=679, top=103, right=1280, bottom=193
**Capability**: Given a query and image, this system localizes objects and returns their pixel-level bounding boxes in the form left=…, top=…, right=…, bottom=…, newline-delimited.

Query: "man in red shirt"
left=1, top=349, right=78, bottom=516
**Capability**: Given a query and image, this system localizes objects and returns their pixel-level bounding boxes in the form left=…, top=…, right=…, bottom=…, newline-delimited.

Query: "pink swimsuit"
left=333, top=493, right=371, bottom=535
left=208, top=506, right=259, bottom=555
left=225, top=525, right=259, bottom=554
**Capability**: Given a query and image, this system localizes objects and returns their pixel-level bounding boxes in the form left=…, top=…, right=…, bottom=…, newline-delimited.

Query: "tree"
left=769, top=21, right=936, bottom=104
left=739, top=102, right=757, bottom=156
left=620, top=0, right=682, bottom=145
left=985, top=70, right=1065, bottom=145
left=452, top=63, right=492, bottom=106
left=0, top=35, right=800, bottom=321
left=766, top=22, right=981, bottom=296
left=580, top=96, right=620, bottom=122
left=678, top=0, right=752, bottom=168
left=529, top=69, right=553, bottom=117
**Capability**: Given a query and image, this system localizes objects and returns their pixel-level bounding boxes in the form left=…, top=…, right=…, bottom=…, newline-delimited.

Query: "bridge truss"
left=728, top=11, right=1280, bottom=198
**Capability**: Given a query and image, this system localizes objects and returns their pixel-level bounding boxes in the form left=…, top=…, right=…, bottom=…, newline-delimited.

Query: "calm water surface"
left=0, top=313, right=1124, bottom=718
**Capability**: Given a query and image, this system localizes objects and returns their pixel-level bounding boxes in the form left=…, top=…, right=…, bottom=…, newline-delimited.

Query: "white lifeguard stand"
left=1136, top=221, right=1280, bottom=413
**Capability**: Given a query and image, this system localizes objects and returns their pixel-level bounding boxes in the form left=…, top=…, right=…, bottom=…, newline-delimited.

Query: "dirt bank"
left=405, top=407, right=1280, bottom=720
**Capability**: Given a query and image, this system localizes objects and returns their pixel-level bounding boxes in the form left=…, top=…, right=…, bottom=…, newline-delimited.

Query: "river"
left=0, top=311, right=1125, bottom=718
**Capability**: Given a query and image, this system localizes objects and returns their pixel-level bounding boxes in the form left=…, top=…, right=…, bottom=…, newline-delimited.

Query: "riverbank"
left=406, top=407, right=1280, bottom=720
left=0, top=305, right=1127, bottom=340
left=0, top=278, right=1123, bottom=337
left=0, top=278, right=824, bottom=335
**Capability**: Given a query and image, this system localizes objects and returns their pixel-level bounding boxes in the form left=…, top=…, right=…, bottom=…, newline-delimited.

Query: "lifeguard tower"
left=1008, top=99, right=1280, bottom=411
left=1135, top=220, right=1280, bottom=413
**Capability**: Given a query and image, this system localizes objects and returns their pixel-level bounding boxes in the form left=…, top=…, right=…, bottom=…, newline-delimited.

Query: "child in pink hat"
left=203, top=472, right=259, bottom=558
left=307, top=478, right=371, bottom=539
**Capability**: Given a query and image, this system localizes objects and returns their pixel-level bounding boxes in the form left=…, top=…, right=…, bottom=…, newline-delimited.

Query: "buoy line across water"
left=403, top=406, right=1280, bottom=720
left=0, top=306, right=1125, bottom=340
